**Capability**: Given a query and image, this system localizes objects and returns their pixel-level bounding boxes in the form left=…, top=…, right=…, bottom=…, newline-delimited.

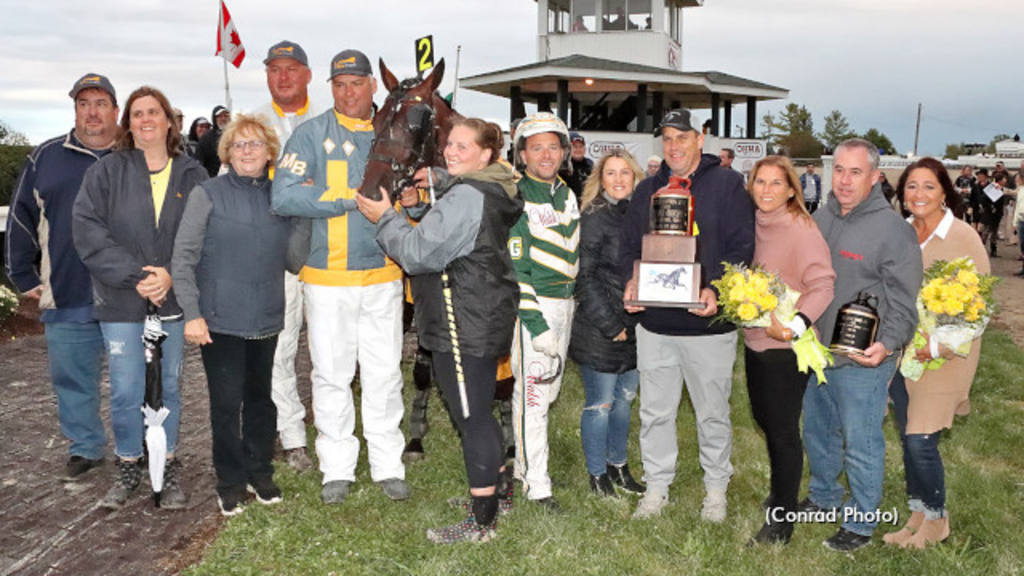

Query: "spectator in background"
left=954, top=166, right=975, bottom=222
left=800, top=164, right=822, bottom=213
left=718, top=148, right=735, bottom=170
left=879, top=172, right=897, bottom=205
left=185, top=117, right=211, bottom=159
left=560, top=131, right=593, bottom=200
left=5, top=73, right=120, bottom=481
left=196, top=105, right=230, bottom=177
left=646, top=155, right=662, bottom=178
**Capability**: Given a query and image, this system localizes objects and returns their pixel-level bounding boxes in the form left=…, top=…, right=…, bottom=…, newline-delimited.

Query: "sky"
left=1, top=0, right=1020, bottom=157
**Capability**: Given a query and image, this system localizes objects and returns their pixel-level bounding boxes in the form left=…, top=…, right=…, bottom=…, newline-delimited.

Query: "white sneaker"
left=632, top=489, right=669, bottom=519
left=701, top=488, right=727, bottom=523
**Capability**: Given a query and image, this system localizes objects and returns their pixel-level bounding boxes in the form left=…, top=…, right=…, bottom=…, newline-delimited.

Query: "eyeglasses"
left=230, top=140, right=266, bottom=151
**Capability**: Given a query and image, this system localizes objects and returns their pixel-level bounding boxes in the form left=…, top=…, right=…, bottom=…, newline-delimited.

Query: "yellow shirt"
left=150, top=158, right=173, bottom=226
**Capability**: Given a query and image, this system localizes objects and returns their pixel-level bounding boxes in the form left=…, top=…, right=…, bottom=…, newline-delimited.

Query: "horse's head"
left=359, top=58, right=455, bottom=201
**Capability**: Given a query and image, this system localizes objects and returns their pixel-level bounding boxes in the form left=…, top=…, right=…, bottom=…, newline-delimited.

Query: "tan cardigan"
left=906, top=214, right=990, bottom=434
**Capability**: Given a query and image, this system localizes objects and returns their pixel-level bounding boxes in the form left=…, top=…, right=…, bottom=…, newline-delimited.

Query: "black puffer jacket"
left=569, top=193, right=637, bottom=373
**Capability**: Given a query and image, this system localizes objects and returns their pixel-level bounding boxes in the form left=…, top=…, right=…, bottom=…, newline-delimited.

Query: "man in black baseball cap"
left=622, top=106, right=754, bottom=522
left=6, top=73, right=120, bottom=480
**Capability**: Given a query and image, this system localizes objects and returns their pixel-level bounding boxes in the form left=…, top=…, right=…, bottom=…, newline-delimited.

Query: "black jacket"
left=73, top=149, right=209, bottom=322
left=569, top=194, right=637, bottom=373
left=620, top=153, right=755, bottom=336
left=376, top=164, right=523, bottom=358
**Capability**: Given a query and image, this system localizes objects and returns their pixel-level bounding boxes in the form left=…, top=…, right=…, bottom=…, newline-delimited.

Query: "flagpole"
left=219, top=2, right=232, bottom=111
left=451, top=45, right=461, bottom=109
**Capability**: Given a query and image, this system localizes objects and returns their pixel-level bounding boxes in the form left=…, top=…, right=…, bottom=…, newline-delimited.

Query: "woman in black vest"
left=357, top=118, right=524, bottom=544
left=172, top=114, right=299, bottom=516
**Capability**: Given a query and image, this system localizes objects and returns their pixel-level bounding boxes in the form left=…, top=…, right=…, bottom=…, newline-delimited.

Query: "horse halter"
left=369, top=79, right=438, bottom=198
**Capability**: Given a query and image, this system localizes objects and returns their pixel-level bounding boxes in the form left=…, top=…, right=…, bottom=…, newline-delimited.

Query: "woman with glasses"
left=171, top=113, right=300, bottom=516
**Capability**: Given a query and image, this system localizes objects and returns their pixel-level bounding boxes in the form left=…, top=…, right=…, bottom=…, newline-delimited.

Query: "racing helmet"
left=513, top=112, right=571, bottom=171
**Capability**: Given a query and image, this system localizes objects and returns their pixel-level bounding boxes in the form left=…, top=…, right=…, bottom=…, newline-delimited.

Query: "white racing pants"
left=304, top=280, right=406, bottom=484
left=512, top=296, right=574, bottom=500
left=271, top=272, right=307, bottom=450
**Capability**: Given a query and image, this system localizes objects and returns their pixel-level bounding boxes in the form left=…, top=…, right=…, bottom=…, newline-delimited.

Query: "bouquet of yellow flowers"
left=900, top=257, right=998, bottom=381
left=712, top=263, right=833, bottom=382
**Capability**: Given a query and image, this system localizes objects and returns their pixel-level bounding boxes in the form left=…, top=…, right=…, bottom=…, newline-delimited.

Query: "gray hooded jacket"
left=813, top=184, right=922, bottom=367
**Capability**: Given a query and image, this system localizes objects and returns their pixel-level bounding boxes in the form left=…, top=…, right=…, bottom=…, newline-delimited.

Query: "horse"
left=358, top=58, right=460, bottom=201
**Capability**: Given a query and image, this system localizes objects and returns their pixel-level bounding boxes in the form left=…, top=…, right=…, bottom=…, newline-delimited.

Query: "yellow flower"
left=965, top=310, right=980, bottom=322
left=921, top=284, right=938, bottom=301
left=758, top=293, right=778, bottom=311
left=943, top=299, right=964, bottom=316
left=737, top=302, right=759, bottom=321
left=728, top=285, right=746, bottom=303
left=728, top=274, right=743, bottom=288
left=956, top=269, right=979, bottom=285
left=947, top=283, right=968, bottom=302
left=926, top=299, right=945, bottom=315
left=749, top=274, right=769, bottom=294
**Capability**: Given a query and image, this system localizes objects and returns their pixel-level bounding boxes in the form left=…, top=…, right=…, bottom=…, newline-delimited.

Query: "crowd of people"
left=2, top=39, right=1010, bottom=549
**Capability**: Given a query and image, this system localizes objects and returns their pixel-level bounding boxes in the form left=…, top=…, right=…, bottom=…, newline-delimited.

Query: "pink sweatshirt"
left=744, top=207, right=836, bottom=352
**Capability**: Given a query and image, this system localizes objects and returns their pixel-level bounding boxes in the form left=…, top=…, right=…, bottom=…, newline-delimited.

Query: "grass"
left=186, top=330, right=1024, bottom=576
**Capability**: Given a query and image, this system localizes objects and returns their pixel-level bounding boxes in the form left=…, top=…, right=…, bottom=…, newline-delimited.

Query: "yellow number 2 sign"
left=416, top=35, right=433, bottom=73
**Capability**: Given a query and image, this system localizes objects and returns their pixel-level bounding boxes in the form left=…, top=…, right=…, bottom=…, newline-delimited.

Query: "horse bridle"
left=369, top=79, right=439, bottom=198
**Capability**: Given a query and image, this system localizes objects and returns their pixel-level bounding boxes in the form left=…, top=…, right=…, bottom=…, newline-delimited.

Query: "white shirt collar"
left=907, top=208, right=955, bottom=249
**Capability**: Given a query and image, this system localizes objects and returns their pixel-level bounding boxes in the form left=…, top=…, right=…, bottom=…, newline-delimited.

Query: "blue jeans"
left=889, top=371, right=946, bottom=518
left=579, top=365, right=640, bottom=477
left=802, top=358, right=897, bottom=536
left=100, top=321, right=185, bottom=459
left=45, top=322, right=106, bottom=459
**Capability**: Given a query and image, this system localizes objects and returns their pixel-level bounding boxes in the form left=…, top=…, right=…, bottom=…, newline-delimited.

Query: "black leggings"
left=431, top=350, right=502, bottom=489
left=744, top=346, right=807, bottom=515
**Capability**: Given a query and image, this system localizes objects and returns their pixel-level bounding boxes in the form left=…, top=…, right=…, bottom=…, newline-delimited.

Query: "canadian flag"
left=216, top=1, right=245, bottom=68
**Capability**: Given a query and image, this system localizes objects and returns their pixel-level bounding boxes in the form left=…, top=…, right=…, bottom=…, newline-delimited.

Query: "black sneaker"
left=218, top=490, right=246, bottom=517
left=606, top=463, right=645, bottom=495
left=589, top=473, right=617, bottom=498
left=824, top=527, right=871, bottom=552
left=534, top=496, right=560, bottom=512
left=64, top=455, right=103, bottom=480
left=748, top=521, right=794, bottom=546
left=797, top=497, right=839, bottom=515
left=247, top=477, right=283, bottom=505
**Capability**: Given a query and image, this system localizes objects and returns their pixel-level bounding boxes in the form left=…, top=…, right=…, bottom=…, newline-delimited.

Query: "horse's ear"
left=423, top=58, right=445, bottom=93
left=379, top=58, right=399, bottom=92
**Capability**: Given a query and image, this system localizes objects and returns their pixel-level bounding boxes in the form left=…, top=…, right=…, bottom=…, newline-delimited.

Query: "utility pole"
left=913, top=103, right=922, bottom=157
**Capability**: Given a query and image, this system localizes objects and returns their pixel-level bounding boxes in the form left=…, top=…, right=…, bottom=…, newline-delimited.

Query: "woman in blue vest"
left=172, top=113, right=300, bottom=516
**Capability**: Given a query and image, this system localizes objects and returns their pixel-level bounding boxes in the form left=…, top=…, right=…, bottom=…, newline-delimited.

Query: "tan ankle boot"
left=883, top=511, right=924, bottom=546
left=902, top=516, right=950, bottom=549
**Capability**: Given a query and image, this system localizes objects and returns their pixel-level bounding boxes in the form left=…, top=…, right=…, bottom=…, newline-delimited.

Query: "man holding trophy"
left=621, top=109, right=754, bottom=521
left=800, top=138, right=922, bottom=552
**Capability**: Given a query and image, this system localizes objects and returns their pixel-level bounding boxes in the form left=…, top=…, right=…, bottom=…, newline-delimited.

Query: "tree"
left=818, top=110, right=856, bottom=151
left=0, top=120, right=29, bottom=146
left=944, top=142, right=968, bottom=160
left=861, top=128, right=896, bottom=156
left=773, top=103, right=814, bottom=135
left=759, top=112, right=777, bottom=147
left=987, top=133, right=1013, bottom=154
left=778, top=131, right=824, bottom=159
left=764, top=104, right=823, bottom=158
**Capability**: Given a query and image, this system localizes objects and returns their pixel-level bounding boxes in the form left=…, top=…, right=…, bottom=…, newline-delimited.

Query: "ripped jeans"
left=101, top=320, right=185, bottom=459
left=579, top=365, right=640, bottom=476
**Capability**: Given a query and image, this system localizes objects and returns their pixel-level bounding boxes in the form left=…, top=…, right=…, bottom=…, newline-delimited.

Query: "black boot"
left=607, top=463, right=646, bottom=494
left=589, top=473, right=616, bottom=497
